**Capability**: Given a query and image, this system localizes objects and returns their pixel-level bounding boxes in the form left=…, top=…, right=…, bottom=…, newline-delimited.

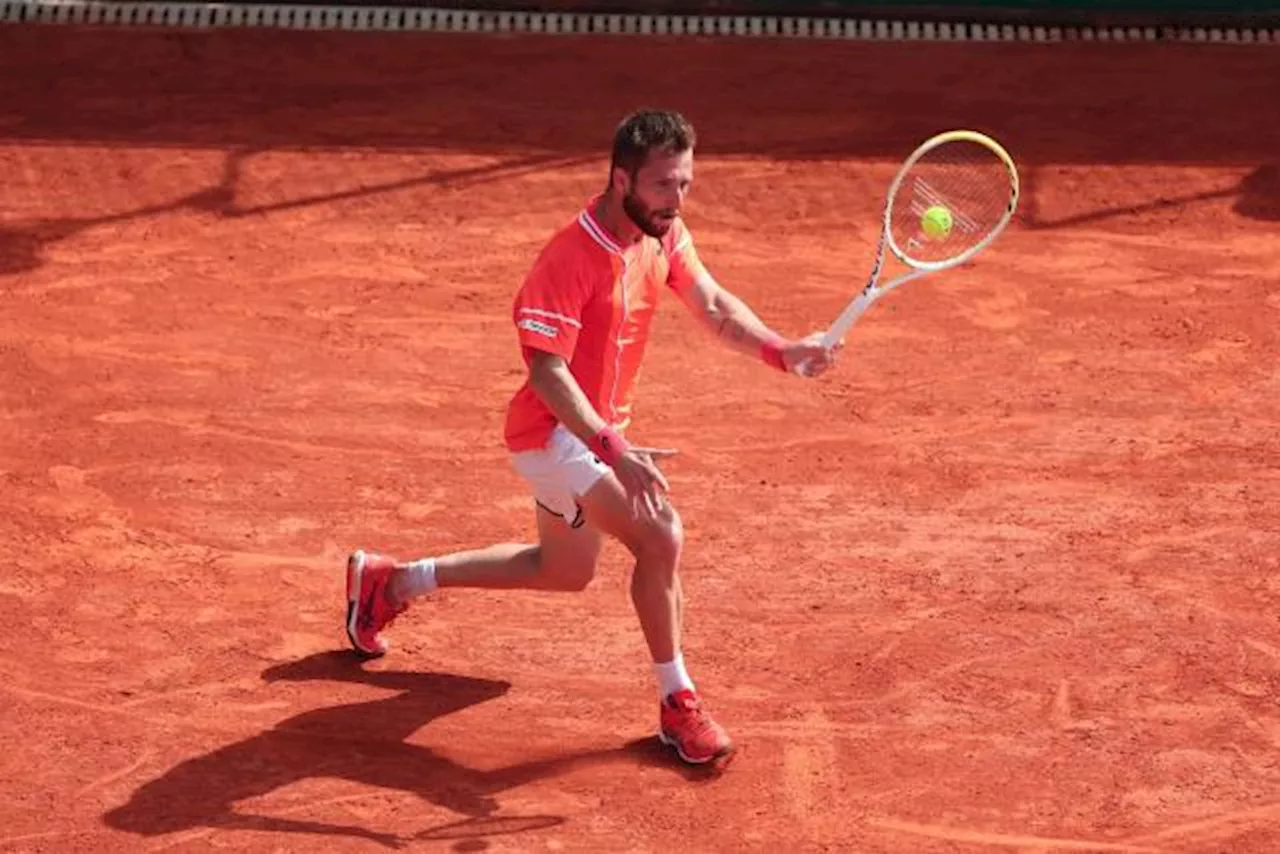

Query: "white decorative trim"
left=577, top=210, right=623, bottom=255
left=0, top=0, right=1275, bottom=44
left=518, top=307, right=582, bottom=329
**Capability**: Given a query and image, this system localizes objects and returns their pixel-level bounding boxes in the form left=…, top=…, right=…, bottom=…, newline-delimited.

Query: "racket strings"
left=890, top=140, right=1014, bottom=263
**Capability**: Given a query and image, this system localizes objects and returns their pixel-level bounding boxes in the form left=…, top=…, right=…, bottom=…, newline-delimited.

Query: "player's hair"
left=608, top=109, right=696, bottom=186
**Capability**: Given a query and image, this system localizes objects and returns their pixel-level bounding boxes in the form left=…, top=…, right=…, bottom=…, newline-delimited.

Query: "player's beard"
left=622, top=191, right=674, bottom=238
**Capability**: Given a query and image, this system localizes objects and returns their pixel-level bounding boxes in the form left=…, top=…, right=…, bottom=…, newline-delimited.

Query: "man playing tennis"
left=345, top=109, right=841, bottom=765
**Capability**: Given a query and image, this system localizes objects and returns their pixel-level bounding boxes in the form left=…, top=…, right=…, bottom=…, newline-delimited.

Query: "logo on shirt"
left=518, top=318, right=559, bottom=339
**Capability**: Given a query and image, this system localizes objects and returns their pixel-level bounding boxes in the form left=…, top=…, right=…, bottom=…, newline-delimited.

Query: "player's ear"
left=610, top=164, right=631, bottom=195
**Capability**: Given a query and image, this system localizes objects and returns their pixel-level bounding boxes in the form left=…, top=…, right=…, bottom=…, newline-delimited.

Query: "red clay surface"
left=2, top=25, right=1279, bottom=854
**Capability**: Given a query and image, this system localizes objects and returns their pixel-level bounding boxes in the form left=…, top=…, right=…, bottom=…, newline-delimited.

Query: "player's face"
left=620, top=148, right=693, bottom=238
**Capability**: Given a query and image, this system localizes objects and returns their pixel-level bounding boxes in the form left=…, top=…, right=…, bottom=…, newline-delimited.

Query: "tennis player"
left=345, top=109, right=841, bottom=765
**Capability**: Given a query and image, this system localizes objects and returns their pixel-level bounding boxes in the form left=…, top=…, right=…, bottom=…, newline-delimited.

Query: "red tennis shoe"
left=344, top=549, right=406, bottom=657
left=659, top=689, right=734, bottom=765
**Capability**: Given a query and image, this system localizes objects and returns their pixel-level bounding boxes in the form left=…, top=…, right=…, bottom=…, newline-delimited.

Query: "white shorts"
left=510, top=424, right=612, bottom=528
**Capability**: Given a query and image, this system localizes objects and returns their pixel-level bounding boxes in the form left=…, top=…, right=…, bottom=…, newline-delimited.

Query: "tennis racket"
left=799, top=129, right=1019, bottom=374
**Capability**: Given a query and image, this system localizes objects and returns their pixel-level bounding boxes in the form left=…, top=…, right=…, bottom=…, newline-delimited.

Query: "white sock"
left=391, top=558, right=437, bottom=605
left=654, top=653, right=695, bottom=700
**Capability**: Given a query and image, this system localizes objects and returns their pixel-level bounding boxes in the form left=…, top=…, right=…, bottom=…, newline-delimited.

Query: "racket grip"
left=794, top=291, right=875, bottom=376
left=821, top=291, right=873, bottom=350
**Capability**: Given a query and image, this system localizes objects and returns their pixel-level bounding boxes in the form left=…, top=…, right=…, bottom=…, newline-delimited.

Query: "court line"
left=781, top=704, right=843, bottom=846
left=1122, top=799, right=1280, bottom=848
left=870, top=817, right=1164, bottom=852
left=0, top=830, right=93, bottom=850
left=76, top=750, right=154, bottom=796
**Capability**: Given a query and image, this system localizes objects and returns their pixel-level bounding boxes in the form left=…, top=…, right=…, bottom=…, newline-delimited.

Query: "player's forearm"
left=707, top=290, right=790, bottom=369
left=528, top=353, right=635, bottom=466
left=528, top=352, right=611, bottom=442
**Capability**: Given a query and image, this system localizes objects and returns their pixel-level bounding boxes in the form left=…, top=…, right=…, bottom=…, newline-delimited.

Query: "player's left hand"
left=784, top=331, right=843, bottom=377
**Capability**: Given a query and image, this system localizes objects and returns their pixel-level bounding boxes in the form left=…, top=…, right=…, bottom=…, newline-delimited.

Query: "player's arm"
left=512, top=266, right=617, bottom=453
left=677, top=270, right=844, bottom=376
left=512, top=255, right=608, bottom=443
left=666, top=221, right=840, bottom=376
left=512, top=255, right=668, bottom=517
left=526, top=347, right=672, bottom=519
left=677, top=270, right=792, bottom=370
left=525, top=349, right=612, bottom=443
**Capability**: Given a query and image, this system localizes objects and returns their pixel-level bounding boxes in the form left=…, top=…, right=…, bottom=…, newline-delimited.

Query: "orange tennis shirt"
left=503, top=198, right=708, bottom=452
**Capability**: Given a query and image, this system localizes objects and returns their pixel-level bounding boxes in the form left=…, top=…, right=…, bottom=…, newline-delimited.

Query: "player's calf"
left=533, top=555, right=596, bottom=592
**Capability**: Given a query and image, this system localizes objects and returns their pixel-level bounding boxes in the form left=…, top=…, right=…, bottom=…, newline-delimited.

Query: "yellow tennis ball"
left=921, top=205, right=953, bottom=240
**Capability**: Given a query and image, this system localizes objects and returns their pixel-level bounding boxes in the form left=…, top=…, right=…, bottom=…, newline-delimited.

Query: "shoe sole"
left=344, top=550, right=385, bottom=658
left=658, top=729, right=735, bottom=766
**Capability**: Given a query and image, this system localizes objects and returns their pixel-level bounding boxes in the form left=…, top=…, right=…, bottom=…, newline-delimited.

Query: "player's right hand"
left=786, top=330, right=844, bottom=377
left=614, top=447, right=677, bottom=520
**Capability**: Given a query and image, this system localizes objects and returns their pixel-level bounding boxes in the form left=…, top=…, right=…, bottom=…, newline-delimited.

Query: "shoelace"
left=670, top=696, right=718, bottom=737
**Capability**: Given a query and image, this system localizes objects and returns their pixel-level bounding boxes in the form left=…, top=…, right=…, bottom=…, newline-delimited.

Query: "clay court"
left=2, top=17, right=1279, bottom=853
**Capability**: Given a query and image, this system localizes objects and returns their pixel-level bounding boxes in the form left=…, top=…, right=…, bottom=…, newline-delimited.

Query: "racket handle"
left=795, top=289, right=876, bottom=377
left=814, top=266, right=929, bottom=358
left=820, top=289, right=874, bottom=350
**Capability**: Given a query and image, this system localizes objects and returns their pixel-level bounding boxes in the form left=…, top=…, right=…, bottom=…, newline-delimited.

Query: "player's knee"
left=632, top=505, right=684, bottom=567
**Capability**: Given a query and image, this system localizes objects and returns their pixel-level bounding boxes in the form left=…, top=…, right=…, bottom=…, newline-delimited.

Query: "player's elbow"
left=706, top=290, right=747, bottom=330
left=526, top=349, right=571, bottom=397
left=694, top=298, right=730, bottom=336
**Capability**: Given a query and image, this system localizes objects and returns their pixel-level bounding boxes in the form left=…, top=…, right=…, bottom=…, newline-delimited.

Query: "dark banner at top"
left=364, top=0, right=1280, bottom=27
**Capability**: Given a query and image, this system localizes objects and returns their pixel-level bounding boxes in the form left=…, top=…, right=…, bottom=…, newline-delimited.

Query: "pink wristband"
left=587, top=426, right=630, bottom=468
left=760, top=332, right=788, bottom=373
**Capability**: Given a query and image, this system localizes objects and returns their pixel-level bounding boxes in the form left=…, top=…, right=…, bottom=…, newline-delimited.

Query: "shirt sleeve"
left=665, top=218, right=709, bottom=295
left=512, top=248, right=590, bottom=361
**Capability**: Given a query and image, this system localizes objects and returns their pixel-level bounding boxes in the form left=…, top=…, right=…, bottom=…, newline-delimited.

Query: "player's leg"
left=344, top=428, right=607, bottom=657
left=410, top=505, right=602, bottom=594
left=389, top=427, right=608, bottom=595
left=344, top=514, right=600, bottom=658
left=345, top=510, right=603, bottom=657
left=575, top=475, right=734, bottom=765
left=582, top=484, right=684, bottom=663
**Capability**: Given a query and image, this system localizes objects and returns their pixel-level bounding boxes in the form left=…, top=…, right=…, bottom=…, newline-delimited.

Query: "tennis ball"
left=921, top=205, right=953, bottom=240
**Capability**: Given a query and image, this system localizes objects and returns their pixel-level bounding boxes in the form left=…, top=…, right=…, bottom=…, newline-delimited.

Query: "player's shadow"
left=0, top=148, right=589, bottom=278
left=1019, top=162, right=1279, bottom=231
left=0, top=207, right=188, bottom=278
left=101, top=651, right=702, bottom=849
left=0, top=148, right=256, bottom=278
left=1233, top=163, right=1280, bottom=221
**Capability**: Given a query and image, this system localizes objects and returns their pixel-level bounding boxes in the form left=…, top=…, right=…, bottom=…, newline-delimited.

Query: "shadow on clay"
left=102, top=650, right=722, bottom=850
